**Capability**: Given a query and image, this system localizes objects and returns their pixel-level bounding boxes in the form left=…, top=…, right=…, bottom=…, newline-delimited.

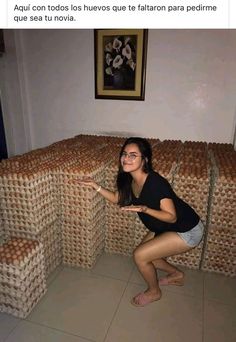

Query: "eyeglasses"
left=121, top=152, right=142, bottom=161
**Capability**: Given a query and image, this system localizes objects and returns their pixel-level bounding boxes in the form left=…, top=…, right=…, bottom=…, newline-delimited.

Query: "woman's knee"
left=133, top=246, right=145, bottom=264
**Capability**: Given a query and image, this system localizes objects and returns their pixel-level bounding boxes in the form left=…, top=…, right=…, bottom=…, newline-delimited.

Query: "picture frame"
left=94, top=29, right=148, bottom=101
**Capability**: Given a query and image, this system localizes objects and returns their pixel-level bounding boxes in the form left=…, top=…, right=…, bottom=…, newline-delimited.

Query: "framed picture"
left=94, top=29, right=148, bottom=101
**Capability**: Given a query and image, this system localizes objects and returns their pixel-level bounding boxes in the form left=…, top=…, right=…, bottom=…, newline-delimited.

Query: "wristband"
left=96, top=185, right=102, bottom=192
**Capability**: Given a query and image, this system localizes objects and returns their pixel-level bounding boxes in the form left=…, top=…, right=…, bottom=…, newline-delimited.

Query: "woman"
left=78, top=137, right=204, bottom=307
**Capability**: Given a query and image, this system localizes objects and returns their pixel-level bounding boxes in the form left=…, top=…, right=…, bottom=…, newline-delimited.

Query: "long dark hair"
left=117, top=137, right=153, bottom=206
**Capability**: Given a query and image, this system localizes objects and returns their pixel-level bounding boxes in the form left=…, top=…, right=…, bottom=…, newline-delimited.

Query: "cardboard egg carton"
left=105, top=206, right=136, bottom=256
left=201, top=241, right=236, bottom=276
left=0, top=238, right=45, bottom=281
left=134, top=217, right=149, bottom=247
left=0, top=284, right=46, bottom=318
left=0, top=237, right=47, bottom=318
left=63, top=230, right=104, bottom=268
left=168, top=240, right=205, bottom=269
left=9, top=220, right=62, bottom=278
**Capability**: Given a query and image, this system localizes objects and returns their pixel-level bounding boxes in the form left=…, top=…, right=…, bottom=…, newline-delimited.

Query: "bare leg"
left=132, top=232, right=192, bottom=306
left=140, top=232, right=184, bottom=285
left=152, top=258, right=184, bottom=285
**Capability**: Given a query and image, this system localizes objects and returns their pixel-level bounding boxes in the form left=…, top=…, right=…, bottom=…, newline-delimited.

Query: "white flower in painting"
left=113, top=38, right=122, bottom=52
left=126, top=59, right=136, bottom=71
left=105, top=42, right=113, bottom=52
left=122, top=44, right=132, bottom=60
left=105, top=53, right=113, bottom=66
left=113, top=55, right=123, bottom=69
left=124, top=37, right=131, bottom=45
left=105, top=67, right=113, bottom=75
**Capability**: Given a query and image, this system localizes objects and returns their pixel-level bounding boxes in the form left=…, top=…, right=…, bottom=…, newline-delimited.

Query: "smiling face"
left=120, top=143, right=144, bottom=173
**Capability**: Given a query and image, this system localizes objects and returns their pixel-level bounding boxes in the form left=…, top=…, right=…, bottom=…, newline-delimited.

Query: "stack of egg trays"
left=105, top=201, right=137, bottom=256
left=0, top=153, right=64, bottom=278
left=134, top=217, right=149, bottom=247
left=14, top=220, right=62, bottom=278
left=201, top=148, right=236, bottom=276
left=169, top=143, right=211, bottom=269
left=0, top=167, right=57, bottom=236
left=0, top=213, right=8, bottom=244
left=0, top=238, right=46, bottom=318
left=101, top=143, right=136, bottom=256
left=60, top=161, right=106, bottom=269
left=152, top=140, right=182, bottom=184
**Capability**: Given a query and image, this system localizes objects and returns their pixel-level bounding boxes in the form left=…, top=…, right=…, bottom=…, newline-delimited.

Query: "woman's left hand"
left=121, top=205, right=148, bottom=213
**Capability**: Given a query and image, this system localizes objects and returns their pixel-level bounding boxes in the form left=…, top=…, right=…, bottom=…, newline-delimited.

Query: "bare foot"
left=131, top=290, right=162, bottom=307
left=159, top=271, right=184, bottom=286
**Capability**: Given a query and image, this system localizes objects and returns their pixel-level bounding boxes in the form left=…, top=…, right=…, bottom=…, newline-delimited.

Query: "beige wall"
left=1, top=29, right=236, bottom=156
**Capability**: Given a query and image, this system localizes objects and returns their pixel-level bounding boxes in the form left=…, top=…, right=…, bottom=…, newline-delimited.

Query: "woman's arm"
left=77, top=178, right=119, bottom=204
left=121, top=198, right=177, bottom=223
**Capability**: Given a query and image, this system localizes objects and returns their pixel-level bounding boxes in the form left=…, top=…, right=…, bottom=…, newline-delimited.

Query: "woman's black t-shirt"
left=131, top=171, right=200, bottom=235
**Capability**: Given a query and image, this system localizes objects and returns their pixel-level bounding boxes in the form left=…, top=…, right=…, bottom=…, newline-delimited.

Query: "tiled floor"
left=1, top=252, right=236, bottom=342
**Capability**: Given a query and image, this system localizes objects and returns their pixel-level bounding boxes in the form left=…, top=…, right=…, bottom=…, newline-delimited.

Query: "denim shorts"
left=177, top=220, right=204, bottom=247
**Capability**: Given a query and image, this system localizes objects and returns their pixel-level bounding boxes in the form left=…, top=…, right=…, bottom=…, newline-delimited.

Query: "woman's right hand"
left=77, top=177, right=99, bottom=191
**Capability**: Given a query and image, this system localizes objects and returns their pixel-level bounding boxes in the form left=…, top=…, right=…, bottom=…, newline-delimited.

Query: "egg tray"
left=62, top=226, right=104, bottom=253
left=62, top=221, right=104, bottom=242
left=206, top=224, right=236, bottom=245
left=105, top=222, right=135, bottom=250
left=0, top=195, right=56, bottom=212
left=0, top=285, right=47, bottom=318
left=104, top=245, right=132, bottom=256
left=172, top=192, right=209, bottom=223
left=61, top=212, right=104, bottom=234
left=134, top=218, right=149, bottom=247
left=211, top=187, right=236, bottom=203
left=167, top=240, right=204, bottom=269
left=0, top=176, right=54, bottom=192
left=201, top=224, right=236, bottom=277
left=1, top=204, right=57, bottom=222
left=63, top=239, right=104, bottom=268
left=152, top=162, right=177, bottom=184
left=0, top=269, right=46, bottom=297
left=0, top=172, right=55, bottom=190
left=60, top=184, right=104, bottom=200
left=104, top=238, right=133, bottom=256
left=104, top=207, right=142, bottom=255
left=0, top=260, right=45, bottom=291
left=173, top=183, right=210, bottom=222
left=201, top=243, right=236, bottom=276
left=62, top=224, right=104, bottom=243
left=62, top=230, right=104, bottom=250
left=3, top=212, right=58, bottom=235
left=209, top=209, right=235, bottom=227
left=59, top=176, right=104, bottom=190
left=60, top=196, right=105, bottom=211
left=0, top=240, right=45, bottom=280
left=60, top=199, right=105, bottom=218
left=63, top=231, right=104, bottom=254
left=0, top=168, right=53, bottom=184
left=3, top=219, right=61, bottom=246
left=0, top=218, right=8, bottom=244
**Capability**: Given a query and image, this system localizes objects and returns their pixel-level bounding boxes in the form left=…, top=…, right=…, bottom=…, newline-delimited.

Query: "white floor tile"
left=91, top=252, right=135, bottom=281
left=1, top=253, right=235, bottom=342
left=204, top=299, right=236, bottom=342
left=4, top=320, right=91, bottom=342
left=27, top=267, right=127, bottom=342
left=105, top=282, right=203, bottom=342
left=0, top=313, right=20, bottom=342
left=129, top=264, right=204, bottom=298
left=204, top=272, right=236, bottom=306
